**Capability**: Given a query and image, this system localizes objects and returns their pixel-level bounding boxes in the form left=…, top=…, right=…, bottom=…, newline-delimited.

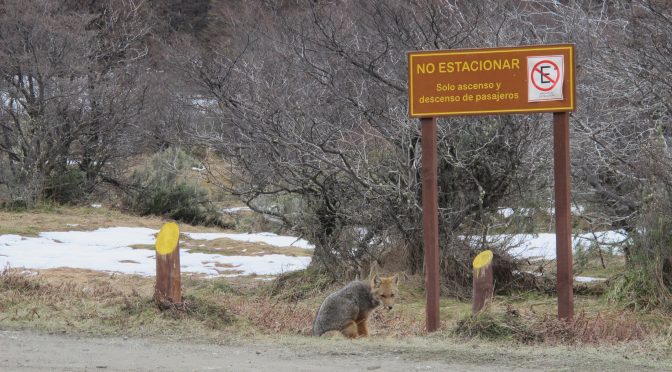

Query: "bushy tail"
left=311, top=304, right=324, bottom=336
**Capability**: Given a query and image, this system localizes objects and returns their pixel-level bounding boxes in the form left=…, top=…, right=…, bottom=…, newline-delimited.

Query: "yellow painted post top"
left=473, top=250, right=494, bottom=278
left=155, top=222, right=180, bottom=256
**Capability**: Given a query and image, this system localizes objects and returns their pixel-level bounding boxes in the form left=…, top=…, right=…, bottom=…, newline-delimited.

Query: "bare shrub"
left=532, top=311, right=648, bottom=345
left=454, top=310, right=538, bottom=343
left=156, top=295, right=233, bottom=329
left=0, top=266, right=41, bottom=293
left=267, top=268, right=336, bottom=302
left=0, top=0, right=155, bottom=206
left=226, top=296, right=315, bottom=335
left=455, top=308, right=649, bottom=345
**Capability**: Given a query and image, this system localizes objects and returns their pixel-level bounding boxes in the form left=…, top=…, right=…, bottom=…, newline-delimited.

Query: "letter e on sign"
left=528, top=56, right=564, bottom=102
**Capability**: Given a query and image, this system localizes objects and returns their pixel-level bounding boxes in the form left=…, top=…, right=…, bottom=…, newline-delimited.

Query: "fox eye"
left=390, top=294, right=395, bottom=298
left=380, top=294, right=387, bottom=298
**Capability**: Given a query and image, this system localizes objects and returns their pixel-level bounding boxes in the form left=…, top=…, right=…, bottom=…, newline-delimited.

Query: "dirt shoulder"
left=1, top=330, right=669, bottom=372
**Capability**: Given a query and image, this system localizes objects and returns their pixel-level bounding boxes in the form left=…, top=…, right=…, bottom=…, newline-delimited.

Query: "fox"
left=312, top=274, right=399, bottom=338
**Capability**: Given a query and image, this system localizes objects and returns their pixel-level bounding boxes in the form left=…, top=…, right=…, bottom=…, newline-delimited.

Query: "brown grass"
left=531, top=311, right=648, bottom=344
left=0, top=265, right=668, bottom=345
left=454, top=304, right=652, bottom=345
left=0, top=206, right=229, bottom=236
left=225, top=296, right=315, bottom=335
left=181, top=237, right=312, bottom=257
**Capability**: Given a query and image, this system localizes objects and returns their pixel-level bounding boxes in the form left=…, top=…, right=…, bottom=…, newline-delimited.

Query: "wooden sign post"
left=420, top=116, right=440, bottom=331
left=408, top=44, right=577, bottom=330
left=154, top=221, right=182, bottom=305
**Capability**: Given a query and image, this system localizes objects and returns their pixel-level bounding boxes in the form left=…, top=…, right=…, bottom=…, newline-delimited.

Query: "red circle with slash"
left=530, top=60, right=560, bottom=92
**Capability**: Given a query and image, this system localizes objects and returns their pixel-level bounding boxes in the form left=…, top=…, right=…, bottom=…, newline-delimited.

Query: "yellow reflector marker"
left=473, top=250, right=493, bottom=279
left=155, top=222, right=180, bottom=256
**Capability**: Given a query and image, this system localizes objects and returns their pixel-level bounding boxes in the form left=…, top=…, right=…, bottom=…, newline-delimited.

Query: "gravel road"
left=1, top=330, right=668, bottom=371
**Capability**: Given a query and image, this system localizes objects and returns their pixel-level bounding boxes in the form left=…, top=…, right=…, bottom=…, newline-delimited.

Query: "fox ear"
left=371, top=274, right=381, bottom=287
left=392, top=274, right=399, bottom=285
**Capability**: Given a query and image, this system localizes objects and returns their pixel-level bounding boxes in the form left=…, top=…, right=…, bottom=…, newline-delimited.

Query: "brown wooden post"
left=472, top=250, right=494, bottom=313
left=154, top=222, right=181, bottom=305
left=553, top=111, right=573, bottom=320
left=421, top=117, right=440, bottom=332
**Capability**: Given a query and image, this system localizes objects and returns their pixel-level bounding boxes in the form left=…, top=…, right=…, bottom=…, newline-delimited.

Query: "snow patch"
left=0, top=228, right=311, bottom=277
left=575, top=276, right=607, bottom=283
left=463, top=230, right=627, bottom=260
left=222, top=207, right=252, bottom=213
left=498, top=205, right=585, bottom=218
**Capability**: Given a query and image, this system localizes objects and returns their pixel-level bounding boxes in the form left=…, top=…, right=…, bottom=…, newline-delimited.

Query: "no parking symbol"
left=528, top=55, right=564, bottom=102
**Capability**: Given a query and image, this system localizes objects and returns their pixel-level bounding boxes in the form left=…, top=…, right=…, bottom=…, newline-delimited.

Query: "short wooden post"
left=154, top=221, right=181, bottom=305
left=472, top=250, right=494, bottom=313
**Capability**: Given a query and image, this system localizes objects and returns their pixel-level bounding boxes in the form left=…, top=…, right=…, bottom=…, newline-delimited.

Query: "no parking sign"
left=409, top=44, right=577, bottom=327
left=408, top=45, right=575, bottom=116
left=527, top=55, right=564, bottom=102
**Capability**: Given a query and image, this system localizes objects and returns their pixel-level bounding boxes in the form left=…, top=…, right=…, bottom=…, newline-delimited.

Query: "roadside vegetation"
left=1, top=262, right=671, bottom=346
left=1, top=0, right=671, bottom=356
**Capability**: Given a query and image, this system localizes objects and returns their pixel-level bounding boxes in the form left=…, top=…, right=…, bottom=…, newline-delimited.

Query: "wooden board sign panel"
left=408, top=44, right=575, bottom=117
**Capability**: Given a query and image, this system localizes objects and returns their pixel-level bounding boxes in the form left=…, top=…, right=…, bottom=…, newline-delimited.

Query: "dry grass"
left=129, top=238, right=312, bottom=257
left=531, top=311, right=648, bottom=344
left=180, top=237, right=312, bottom=257
left=0, top=200, right=667, bottom=346
left=0, top=206, right=227, bottom=236
left=0, top=266, right=427, bottom=339
left=453, top=302, right=654, bottom=345
left=1, top=266, right=670, bottom=346
left=224, top=296, right=315, bottom=335
left=0, top=266, right=234, bottom=336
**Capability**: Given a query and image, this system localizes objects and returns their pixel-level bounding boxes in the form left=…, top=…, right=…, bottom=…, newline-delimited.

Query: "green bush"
left=453, top=310, right=536, bottom=342
left=124, top=148, right=225, bottom=227
left=607, top=185, right=672, bottom=313
left=606, top=268, right=662, bottom=311
left=44, top=166, right=90, bottom=205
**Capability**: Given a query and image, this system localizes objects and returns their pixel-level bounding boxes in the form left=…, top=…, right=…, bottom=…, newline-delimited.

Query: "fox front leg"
left=356, top=319, right=370, bottom=337
left=341, top=320, right=359, bottom=339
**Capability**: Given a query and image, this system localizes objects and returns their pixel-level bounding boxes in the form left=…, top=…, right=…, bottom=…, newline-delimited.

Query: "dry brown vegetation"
left=454, top=307, right=652, bottom=345
left=0, top=206, right=668, bottom=347
left=0, top=206, right=227, bottom=236
left=2, top=265, right=670, bottom=346
left=179, top=237, right=312, bottom=257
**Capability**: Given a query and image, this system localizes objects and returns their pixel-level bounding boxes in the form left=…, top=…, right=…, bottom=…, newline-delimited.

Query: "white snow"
left=222, top=207, right=252, bottom=213
left=498, top=205, right=585, bottom=218
left=0, top=228, right=311, bottom=277
left=575, top=276, right=607, bottom=283
left=1, top=225, right=625, bottom=279
left=497, top=208, right=517, bottom=218
left=42, top=227, right=158, bottom=247
left=184, top=231, right=314, bottom=249
left=517, top=270, right=607, bottom=283
left=466, top=230, right=627, bottom=260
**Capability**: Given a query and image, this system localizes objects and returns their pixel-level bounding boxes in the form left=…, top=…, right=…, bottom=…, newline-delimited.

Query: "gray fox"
left=312, top=274, right=399, bottom=338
